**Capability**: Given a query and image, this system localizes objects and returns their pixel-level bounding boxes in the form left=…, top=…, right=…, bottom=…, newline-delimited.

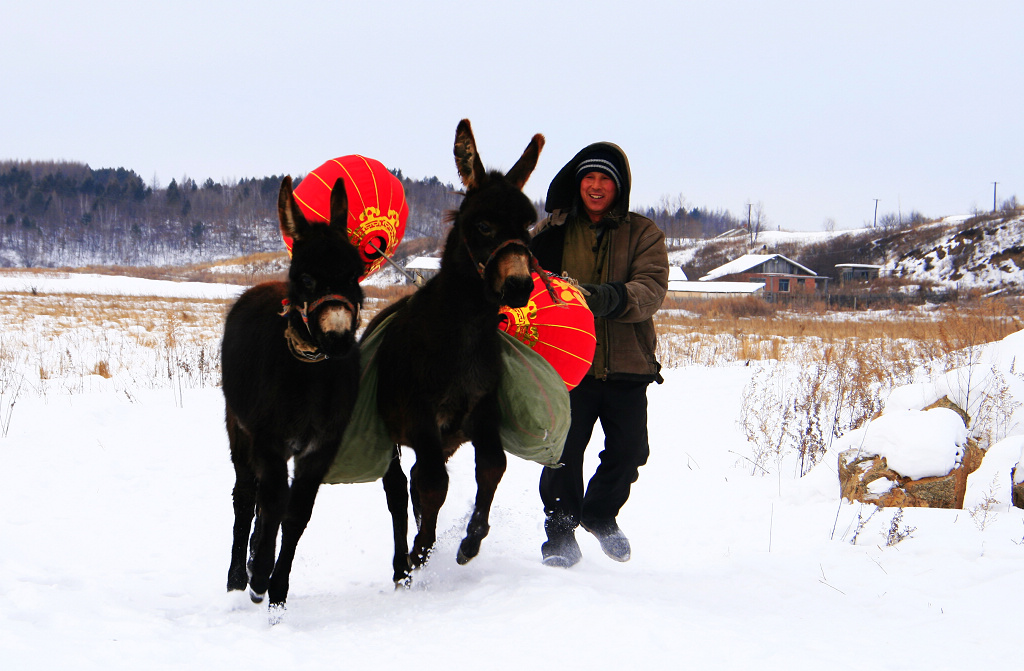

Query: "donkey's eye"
left=300, top=274, right=316, bottom=291
left=476, top=221, right=494, bottom=236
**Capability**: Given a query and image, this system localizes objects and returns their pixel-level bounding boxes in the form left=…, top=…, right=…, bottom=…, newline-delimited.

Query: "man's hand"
left=580, top=282, right=626, bottom=318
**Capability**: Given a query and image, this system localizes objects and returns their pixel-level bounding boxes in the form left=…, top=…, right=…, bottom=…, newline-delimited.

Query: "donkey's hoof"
left=409, top=548, right=432, bottom=570
left=227, top=568, right=248, bottom=592
left=268, top=603, right=286, bottom=625
left=457, top=538, right=481, bottom=565
left=249, top=588, right=266, bottom=604
left=392, top=565, right=413, bottom=589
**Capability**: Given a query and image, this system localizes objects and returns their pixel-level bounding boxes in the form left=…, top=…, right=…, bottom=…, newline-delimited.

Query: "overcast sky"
left=3, top=1, right=1021, bottom=231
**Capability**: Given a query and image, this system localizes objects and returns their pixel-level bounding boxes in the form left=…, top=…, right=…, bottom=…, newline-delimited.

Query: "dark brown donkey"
left=222, top=176, right=364, bottom=612
left=367, top=119, right=544, bottom=585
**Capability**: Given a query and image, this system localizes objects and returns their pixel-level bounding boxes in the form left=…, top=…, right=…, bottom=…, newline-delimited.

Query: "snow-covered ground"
left=0, top=271, right=246, bottom=300
left=2, top=275, right=1023, bottom=670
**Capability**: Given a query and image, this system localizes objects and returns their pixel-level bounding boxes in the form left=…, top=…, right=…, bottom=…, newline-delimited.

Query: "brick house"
left=698, top=253, right=829, bottom=296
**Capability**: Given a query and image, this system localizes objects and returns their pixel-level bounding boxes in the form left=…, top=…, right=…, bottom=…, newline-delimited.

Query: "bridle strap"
left=464, top=237, right=532, bottom=278
left=279, top=294, right=356, bottom=336
left=532, top=257, right=564, bottom=305
left=283, top=322, right=328, bottom=363
left=278, top=294, right=357, bottom=363
left=462, top=237, right=564, bottom=306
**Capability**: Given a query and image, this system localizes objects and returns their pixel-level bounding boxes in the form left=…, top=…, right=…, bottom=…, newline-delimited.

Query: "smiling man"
left=530, top=143, right=669, bottom=568
left=578, top=158, right=619, bottom=222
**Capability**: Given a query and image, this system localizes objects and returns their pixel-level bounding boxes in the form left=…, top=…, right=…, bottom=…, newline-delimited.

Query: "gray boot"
left=541, top=516, right=581, bottom=568
left=581, top=518, right=630, bottom=562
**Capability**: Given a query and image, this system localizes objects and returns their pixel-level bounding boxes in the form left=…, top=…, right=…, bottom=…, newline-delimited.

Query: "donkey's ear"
left=505, top=133, right=545, bottom=191
left=278, top=176, right=309, bottom=243
left=328, top=177, right=349, bottom=227
left=454, top=118, right=486, bottom=191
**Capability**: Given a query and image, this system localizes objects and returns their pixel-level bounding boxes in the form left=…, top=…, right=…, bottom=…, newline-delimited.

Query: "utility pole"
left=746, top=202, right=752, bottom=246
left=873, top=199, right=879, bottom=228
left=993, top=182, right=999, bottom=212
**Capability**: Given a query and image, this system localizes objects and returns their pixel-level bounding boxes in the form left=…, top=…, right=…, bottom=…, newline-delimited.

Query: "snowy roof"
left=835, top=263, right=883, bottom=269
left=668, top=280, right=764, bottom=294
left=668, top=266, right=688, bottom=281
left=699, top=254, right=818, bottom=281
left=405, top=256, right=441, bottom=271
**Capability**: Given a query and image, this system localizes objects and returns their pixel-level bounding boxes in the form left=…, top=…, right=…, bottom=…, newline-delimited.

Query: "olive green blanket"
left=323, top=320, right=569, bottom=485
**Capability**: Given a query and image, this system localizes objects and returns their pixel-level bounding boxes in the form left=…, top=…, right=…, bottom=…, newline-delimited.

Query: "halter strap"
left=283, top=322, right=328, bottom=363
left=464, top=237, right=533, bottom=277
left=532, top=257, right=564, bottom=305
left=279, top=294, right=356, bottom=334
left=461, top=237, right=564, bottom=305
left=278, top=294, right=357, bottom=363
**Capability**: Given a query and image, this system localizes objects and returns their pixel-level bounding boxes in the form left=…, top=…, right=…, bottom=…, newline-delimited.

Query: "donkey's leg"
left=246, top=445, right=290, bottom=603
left=228, top=466, right=258, bottom=592
left=266, top=443, right=335, bottom=607
left=382, top=447, right=412, bottom=586
left=226, top=414, right=258, bottom=592
left=458, top=397, right=507, bottom=564
left=408, top=461, right=422, bottom=530
left=407, top=444, right=449, bottom=570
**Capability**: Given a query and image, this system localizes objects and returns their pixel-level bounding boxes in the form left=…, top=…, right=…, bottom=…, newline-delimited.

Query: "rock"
left=838, top=439, right=984, bottom=509
left=923, top=395, right=971, bottom=427
left=1012, top=465, right=1024, bottom=510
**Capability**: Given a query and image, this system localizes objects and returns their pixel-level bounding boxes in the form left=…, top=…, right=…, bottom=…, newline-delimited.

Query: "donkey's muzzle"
left=499, top=274, right=534, bottom=309
left=311, top=296, right=359, bottom=356
left=489, top=240, right=533, bottom=308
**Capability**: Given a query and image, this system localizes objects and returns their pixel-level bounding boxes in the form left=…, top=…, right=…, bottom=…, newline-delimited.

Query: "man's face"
left=579, top=171, right=617, bottom=221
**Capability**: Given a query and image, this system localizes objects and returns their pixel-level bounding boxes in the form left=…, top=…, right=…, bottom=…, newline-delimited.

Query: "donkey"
left=221, top=175, right=364, bottom=611
left=367, top=119, right=544, bottom=585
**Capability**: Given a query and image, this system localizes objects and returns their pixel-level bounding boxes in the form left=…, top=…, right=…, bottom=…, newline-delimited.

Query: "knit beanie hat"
left=575, top=148, right=622, bottom=193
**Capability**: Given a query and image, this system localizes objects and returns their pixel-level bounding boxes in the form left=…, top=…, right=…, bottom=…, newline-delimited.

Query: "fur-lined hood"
left=544, top=142, right=632, bottom=219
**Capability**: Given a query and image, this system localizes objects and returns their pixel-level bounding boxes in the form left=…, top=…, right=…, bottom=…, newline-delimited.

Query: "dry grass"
left=0, top=283, right=401, bottom=405
left=0, top=291, right=232, bottom=402
left=656, top=295, right=1022, bottom=367
left=5, top=288, right=1018, bottom=385
left=2, top=284, right=1021, bottom=473
left=691, top=295, right=1024, bottom=477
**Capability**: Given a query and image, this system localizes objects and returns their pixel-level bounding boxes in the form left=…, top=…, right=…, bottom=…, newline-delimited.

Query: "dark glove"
left=580, top=282, right=626, bottom=318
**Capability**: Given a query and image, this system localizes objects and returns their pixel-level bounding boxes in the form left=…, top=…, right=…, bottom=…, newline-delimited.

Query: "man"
left=530, top=143, right=669, bottom=568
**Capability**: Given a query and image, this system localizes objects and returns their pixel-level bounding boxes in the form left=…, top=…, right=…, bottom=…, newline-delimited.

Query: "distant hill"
left=0, top=160, right=465, bottom=269
left=0, top=160, right=752, bottom=269
left=6, top=159, right=1020, bottom=297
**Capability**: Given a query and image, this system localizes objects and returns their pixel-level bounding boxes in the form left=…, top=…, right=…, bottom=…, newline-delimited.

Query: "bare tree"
left=878, top=212, right=901, bottom=232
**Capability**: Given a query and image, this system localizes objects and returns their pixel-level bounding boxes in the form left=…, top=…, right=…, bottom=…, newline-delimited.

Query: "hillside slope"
left=890, top=214, right=1024, bottom=290
left=670, top=209, right=1024, bottom=294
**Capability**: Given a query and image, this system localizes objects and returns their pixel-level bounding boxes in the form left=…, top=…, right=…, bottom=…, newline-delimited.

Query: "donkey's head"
left=448, top=119, right=544, bottom=308
left=279, top=176, right=365, bottom=358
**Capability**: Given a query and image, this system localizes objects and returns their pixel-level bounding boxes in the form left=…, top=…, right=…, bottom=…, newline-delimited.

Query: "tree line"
left=0, top=160, right=741, bottom=268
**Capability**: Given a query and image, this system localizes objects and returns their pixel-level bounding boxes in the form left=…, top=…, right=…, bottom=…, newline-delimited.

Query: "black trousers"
left=540, top=376, right=651, bottom=527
